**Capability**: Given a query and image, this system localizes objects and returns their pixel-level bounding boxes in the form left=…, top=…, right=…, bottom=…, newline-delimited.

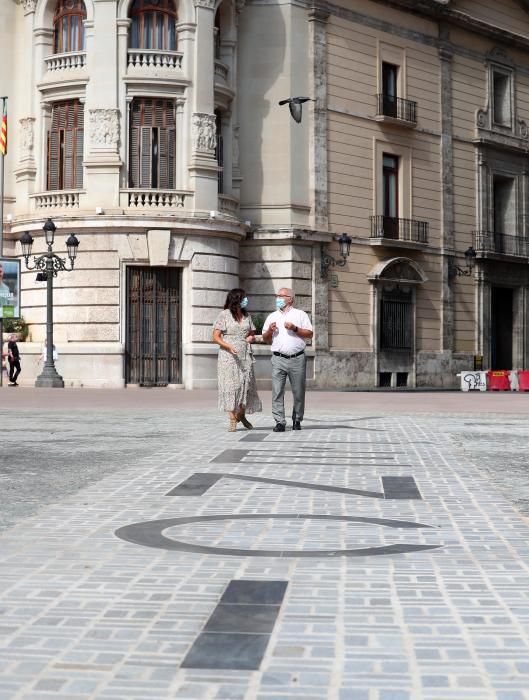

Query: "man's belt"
left=273, top=350, right=305, bottom=359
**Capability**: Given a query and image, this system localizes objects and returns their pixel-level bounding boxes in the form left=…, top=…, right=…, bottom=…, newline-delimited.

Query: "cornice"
left=362, top=0, right=529, bottom=52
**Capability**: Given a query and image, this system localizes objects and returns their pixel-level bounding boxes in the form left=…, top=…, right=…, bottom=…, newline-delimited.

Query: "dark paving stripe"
left=181, top=631, right=271, bottom=670
left=221, top=580, right=288, bottom=605
left=211, top=449, right=398, bottom=464
left=382, top=476, right=422, bottom=500
left=239, top=433, right=270, bottom=442
left=181, top=580, right=287, bottom=670
left=165, top=473, right=222, bottom=496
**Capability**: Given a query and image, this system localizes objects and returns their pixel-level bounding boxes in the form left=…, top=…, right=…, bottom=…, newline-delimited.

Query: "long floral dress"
left=213, top=309, right=262, bottom=414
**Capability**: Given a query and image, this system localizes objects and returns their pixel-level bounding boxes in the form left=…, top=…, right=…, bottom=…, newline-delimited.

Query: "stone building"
left=2, top=0, right=529, bottom=388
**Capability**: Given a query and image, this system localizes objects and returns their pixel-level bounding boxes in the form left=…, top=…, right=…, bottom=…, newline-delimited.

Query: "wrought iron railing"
left=376, top=94, right=417, bottom=123
left=370, top=215, right=428, bottom=244
left=472, top=230, right=529, bottom=257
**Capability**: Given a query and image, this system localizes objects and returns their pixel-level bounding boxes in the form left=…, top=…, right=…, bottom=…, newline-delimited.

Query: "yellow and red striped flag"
left=0, top=100, right=7, bottom=156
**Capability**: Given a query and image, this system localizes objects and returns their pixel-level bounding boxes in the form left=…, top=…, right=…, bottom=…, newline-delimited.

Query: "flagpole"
left=0, top=96, right=7, bottom=388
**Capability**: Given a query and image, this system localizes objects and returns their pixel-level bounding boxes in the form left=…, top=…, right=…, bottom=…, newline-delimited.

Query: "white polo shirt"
left=262, top=307, right=313, bottom=355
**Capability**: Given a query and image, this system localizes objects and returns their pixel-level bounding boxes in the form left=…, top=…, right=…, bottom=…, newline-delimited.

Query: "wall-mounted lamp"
left=321, top=233, right=352, bottom=279
left=448, top=246, right=477, bottom=278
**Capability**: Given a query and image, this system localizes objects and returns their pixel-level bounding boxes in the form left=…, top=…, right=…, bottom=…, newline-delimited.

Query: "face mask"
left=276, top=297, right=286, bottom=310
left=240, top=297, right=249, bottom=309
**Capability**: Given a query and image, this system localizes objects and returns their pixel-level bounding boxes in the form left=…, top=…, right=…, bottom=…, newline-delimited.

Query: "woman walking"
left=213, top=288, right=262, bottom=431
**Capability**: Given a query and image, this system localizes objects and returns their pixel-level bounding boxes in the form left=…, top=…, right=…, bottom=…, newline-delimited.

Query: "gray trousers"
left=271, top=353, right=307, bottom=425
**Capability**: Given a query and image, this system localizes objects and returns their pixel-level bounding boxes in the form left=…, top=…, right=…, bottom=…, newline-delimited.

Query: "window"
left=492, top=70, right=512, bottom=127
left=382, top=154, right=399, bottom=238
left=130, top=0, right=177, bottom=51
left=53, top=0, right=86, bottom=54
left=380, top=290, right=412, bottom=350
left=47, top=100, right=84, bottom=191
left=382, top=62, right=398, bottom=117
left=215, top=111, right=223, bottom=194
left=493, top=175, right=516, bottom=252
left=129, top=98, right=176, bottom=189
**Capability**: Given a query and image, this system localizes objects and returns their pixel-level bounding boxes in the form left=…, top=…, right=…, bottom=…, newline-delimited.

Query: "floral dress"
left=213, top=309, right=262, bottom=414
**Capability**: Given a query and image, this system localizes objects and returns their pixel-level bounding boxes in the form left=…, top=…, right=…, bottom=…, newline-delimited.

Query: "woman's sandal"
left=228, top=416, right=238, bottom=432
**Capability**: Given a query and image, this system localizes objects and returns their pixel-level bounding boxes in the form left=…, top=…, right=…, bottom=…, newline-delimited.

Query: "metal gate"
left=126, top=266, right=181, bottom=386
left=380, top=289, right=413, bottom=350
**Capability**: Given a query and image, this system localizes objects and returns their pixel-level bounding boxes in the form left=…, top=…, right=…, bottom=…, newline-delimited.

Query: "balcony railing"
left=370, top=215, right=428, bottom=244
left=214, top=60, right=229, bottom=85
left=127, top=49, right=183, bottom=70
left=472, top=230, right=529, bottom=257
left=44, top=51, right=86, bottom=72
left=123, top=189, right=188, bottom=209
left=218, top=194, right=239, bottom=216
left=31, top=191, right=81, bottom=209
left=376, top=94, right=417, bottom=124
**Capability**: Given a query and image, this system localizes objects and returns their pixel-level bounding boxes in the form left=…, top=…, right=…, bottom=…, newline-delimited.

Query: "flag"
left=0, top=100, right=7, bottom=156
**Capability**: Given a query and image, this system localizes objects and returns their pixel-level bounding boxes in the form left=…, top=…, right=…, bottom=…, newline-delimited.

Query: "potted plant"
left=2, top=316, right=29, bottom=342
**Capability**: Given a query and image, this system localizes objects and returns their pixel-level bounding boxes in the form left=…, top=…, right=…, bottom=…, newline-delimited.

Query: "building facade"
left=2, top=0, right=529, bottom=388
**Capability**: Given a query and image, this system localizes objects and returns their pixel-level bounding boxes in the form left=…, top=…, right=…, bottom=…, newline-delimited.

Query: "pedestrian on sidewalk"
left=38, top=339, right=58, bottom=366
left=262, top=287, right=313, bottom=432
left=7, top=334, right=21, bottom=386
left=212, top=288, right=262, bottom=432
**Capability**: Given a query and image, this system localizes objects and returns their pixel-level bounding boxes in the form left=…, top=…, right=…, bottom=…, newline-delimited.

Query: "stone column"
left=117, top=18, right=131, bottom=190
left=83, top=1, right=122, bottom=211
left=14, top=2, right=38, bottom=208
left=439, top=36, right=455, bottom=353
left=189, top=0, right=218, bottom=212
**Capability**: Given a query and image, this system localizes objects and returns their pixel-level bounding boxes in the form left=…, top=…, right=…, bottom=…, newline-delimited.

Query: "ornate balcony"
left=44, top=51, right=86, bottom=72
left=375, top=95, right=417, bottom=126
left=472, top=230, right=529, bottom=259
left=370, top=216, right=428, bottom=245
left=122, top=189, right=190, bottom=209
left=127, top=49, right=183, bottom=71
left=218, top=194, right=239, bottom=217
left=214, top=59, right=229, bottom=86
left=30, top=191, right=81, bottom=209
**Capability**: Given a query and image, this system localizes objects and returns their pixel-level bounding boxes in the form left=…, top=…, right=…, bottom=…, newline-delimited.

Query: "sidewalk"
left=1, top=394, right=529, bottom=699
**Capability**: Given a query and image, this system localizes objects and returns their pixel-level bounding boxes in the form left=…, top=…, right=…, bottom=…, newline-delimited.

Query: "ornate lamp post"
left=20, top=219, right=79, bottom=387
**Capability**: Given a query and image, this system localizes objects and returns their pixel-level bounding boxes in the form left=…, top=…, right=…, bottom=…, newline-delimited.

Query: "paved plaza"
left=1, top=389, right=529, bottom=699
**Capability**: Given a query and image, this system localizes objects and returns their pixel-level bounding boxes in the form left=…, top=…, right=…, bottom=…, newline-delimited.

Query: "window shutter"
left=75, top=128, right=84, bottom=187
left=158, top=128, right=168, bottom=189
left=140, top=126, right=152, bottom=188
left=64, top=129, right=74, bottom=189
left=130, top=126, right=140, bottom=187
left=167, top=127, right=175, bottom=189
left=48, top=130, right=59, bottom=191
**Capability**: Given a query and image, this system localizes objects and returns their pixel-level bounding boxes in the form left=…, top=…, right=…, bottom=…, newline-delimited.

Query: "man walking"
left=262, top=288, right=313, bottom=432
left=7, top=334, right=21, bottom=386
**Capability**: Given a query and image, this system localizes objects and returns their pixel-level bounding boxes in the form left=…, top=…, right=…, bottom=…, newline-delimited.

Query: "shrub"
left=2, top=316, right=29, bottom=341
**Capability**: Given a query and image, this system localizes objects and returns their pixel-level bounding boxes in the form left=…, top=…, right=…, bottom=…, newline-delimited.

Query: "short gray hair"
left=278, top=287, right=294, bottom=299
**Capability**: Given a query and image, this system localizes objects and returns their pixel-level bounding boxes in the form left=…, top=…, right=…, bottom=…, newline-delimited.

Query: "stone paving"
left=1, top=395, right=529, bottom=699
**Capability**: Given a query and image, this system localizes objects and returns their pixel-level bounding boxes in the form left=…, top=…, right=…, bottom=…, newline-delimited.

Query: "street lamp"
left=20, top=219, right=80, bottom=388
left=448, top=246, right=477, bottom=278
left=321, top=233, right=352, bottom=278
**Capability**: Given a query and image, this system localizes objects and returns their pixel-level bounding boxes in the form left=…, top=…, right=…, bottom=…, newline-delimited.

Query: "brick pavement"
left=1, top=393, right=529, bottom=699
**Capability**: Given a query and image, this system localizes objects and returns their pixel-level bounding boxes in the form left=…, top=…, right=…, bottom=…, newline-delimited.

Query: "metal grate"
left=376, top=94, right=417, bottom=123
left=126, top=266, right=182, bottom=386
left=380, top=291, right=413, bottom=350
left=370, top=215, right=428, bottom=243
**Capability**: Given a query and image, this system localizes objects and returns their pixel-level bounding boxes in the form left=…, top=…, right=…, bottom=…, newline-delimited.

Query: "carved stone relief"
left=20, top=0, right=37, bottom=13
left=192, top=112, right=216, bottom=152
left=194, top=0, right=215, bottom=8
left=18, top=118, right=35, bottom=160
left=232, top=125, right=239, bottom=167
left=89, top=109, right=119, bottom=149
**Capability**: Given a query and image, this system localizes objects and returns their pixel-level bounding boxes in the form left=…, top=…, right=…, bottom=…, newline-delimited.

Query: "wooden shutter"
left=167, top=127, right=175, bottom=189
left=47, top=130, right=59, bottom=191
left=140, top=126, right=152, bottom=188
left=64, top=129, right=74, bottom=189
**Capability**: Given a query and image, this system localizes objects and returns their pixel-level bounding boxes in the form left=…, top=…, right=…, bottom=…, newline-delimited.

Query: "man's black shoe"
left=273, top=423, right=286, bottom=432
left=293, top=420, right=301, bottom=430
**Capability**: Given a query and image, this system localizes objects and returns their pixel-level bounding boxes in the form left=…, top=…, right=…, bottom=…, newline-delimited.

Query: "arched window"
left=53, top=0, right=86, bottom=54
left=130, top=0, right=177, bottom=51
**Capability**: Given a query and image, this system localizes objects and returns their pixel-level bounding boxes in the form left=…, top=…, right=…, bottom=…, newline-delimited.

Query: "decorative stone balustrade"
left=31, top=191, right=81, bottom=209
left=127, top=49, right=183, bottom=70
left=123, top=189, right=188, bottom=209
left=218, top=195, right=239, bottom=216
left=44, top=52, right=86, bottom=72
left=214, top=60, right=229, bottom=84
